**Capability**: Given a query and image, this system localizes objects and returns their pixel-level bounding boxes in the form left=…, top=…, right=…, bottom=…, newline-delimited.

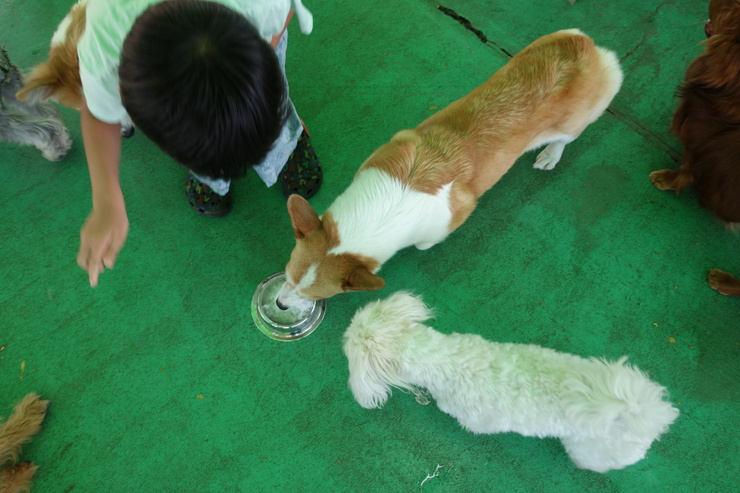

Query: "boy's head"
left=119, top=0, right=288, bottom=179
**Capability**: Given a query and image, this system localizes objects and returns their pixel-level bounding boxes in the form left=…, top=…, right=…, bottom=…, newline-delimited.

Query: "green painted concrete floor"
left=1, top=0, right=738, bottom=491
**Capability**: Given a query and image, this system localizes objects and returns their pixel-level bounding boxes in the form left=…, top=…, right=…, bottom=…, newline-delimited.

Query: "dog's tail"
left=0, top=393, right=49, bottom=467
left=343, top=291, right=433, bottom=409
left=562, top=357, right=679, bottom=441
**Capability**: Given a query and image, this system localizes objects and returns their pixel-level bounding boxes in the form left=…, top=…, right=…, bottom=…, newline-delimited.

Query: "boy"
left=76, top=0, right=320, bottom=287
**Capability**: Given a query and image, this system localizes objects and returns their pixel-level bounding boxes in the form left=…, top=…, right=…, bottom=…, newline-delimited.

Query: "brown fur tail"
left=0, top=462, right=39, bottom=493
left=14, top=0, right=86, bottom=108
left=0, top=394, right=49, bottom=467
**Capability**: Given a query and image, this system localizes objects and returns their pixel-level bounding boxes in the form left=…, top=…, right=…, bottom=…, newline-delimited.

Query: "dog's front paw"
left=649, top=169, right=679, bottom=191
left=707, top=269, right=740, bottom=295
left=41, top=141, right=71, bottom=161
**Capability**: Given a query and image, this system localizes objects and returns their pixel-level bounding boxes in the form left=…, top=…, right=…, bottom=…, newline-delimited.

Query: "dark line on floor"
left=435, top=4, right=514, bottom=58
left=433, top=2, right=680, bottom=163
left=436, top=5, right=489, bottom=43
left=620, top=32, right=658, bottom=62
left=606, top=107, right=682, bottom=162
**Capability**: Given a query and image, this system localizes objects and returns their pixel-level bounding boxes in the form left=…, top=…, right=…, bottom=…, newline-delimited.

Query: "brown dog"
left=649, top=0, right=740, bottom=226
left=649, top=0, right=740, bottom=297
left=0, top=393, right=49, bottom=493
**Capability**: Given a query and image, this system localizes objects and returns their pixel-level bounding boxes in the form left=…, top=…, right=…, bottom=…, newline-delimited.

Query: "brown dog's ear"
left=15, top=64, right=57, bottom=104
left=287, top=194, right=321, bottom=239
left=693, top=3, right=740, bottom=93
left=343, top=267, right=385, bottom=292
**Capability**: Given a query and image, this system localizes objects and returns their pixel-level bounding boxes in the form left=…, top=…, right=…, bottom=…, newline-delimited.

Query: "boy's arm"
left=77, top=103, right=129, bottom=287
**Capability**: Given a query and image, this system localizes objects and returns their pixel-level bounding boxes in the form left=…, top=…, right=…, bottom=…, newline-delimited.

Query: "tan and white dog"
left=15, top=0, right=87, bottom=110
left=14, top=0, right=134, bottom=135
left=278, top=29, right=623, bottom=309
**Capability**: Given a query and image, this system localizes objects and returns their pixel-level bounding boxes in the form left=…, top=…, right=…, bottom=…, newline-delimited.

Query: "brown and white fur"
left=278, top=29, right=622, bottom=309
left=15, top=0, right=87, bottom=111
left=15, top=0, right=133, bottom=134
left=0, top=393, right=49, bottom=493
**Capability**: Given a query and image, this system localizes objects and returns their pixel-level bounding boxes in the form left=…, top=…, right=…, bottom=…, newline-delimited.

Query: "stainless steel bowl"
left=251, top=271, right=326, bottom=341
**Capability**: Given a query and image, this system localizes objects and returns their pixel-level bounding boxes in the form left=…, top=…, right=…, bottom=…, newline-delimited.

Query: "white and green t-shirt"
left=77, top=0, right=313, bottom=124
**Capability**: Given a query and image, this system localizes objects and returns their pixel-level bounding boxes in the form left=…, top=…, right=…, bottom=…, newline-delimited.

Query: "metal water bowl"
left=251, top=271, right=326, bottom=341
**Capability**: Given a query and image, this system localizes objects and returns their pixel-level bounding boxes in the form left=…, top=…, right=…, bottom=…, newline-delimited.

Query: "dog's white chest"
left=328, top=168, right=453, bottom=265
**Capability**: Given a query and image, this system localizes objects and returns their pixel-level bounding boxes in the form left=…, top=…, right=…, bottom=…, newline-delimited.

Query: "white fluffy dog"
left=342, top=292, right=679, bottom=473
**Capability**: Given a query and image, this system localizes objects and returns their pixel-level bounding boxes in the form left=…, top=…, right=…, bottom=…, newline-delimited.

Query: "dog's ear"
left=15, top=64, right=57, bottom=104
left=287, top=194, right=321, bottom=239
left=692, top=6, right=740, bottom=92
left=343, top=267, right=385, bottom=292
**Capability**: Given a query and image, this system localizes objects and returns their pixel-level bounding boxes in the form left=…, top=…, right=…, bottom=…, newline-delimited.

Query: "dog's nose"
left=276, top=299, right=289, bottom=311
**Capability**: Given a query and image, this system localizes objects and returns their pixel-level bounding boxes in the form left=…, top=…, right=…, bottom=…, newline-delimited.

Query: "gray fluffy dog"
left=0, top=46, right=71, bottom=161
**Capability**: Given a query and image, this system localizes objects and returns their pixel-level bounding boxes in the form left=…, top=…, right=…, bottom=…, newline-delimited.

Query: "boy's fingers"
left=87, top=252, right=104, bottom=288
left=79, top=241, right=108, bottom=288
left=77, top=238, right=91, bottom=270
left=103, top=243, right=122, bottom=270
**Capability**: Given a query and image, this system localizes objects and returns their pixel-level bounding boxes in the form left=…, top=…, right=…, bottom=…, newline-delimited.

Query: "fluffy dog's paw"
left=41, top=143, right=70, bottom=162
left=649, top=169, right=679, bottom=191
left=39, top=125, right=72, bottom=161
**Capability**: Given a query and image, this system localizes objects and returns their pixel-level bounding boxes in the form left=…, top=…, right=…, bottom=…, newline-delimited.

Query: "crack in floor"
left=433, top=2, right=680, bottom=162
left=620, top=31, right=659, bottom=62
left=435, top=4, right=514, bottom=58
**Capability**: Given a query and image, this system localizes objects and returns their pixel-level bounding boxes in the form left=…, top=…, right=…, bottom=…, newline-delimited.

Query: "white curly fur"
left=342, top=292, right=679, bottom=473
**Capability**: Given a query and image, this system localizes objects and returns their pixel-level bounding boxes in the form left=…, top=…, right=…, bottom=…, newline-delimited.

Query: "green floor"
left=2, top=0, right=739, bottom=491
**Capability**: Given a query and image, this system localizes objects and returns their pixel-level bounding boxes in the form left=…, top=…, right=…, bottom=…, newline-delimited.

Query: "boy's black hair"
left=119, top=0, right=288, bottom=179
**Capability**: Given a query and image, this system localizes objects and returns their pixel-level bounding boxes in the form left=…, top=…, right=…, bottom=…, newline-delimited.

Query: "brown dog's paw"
left=14, top=393, right=50, bottom=419
left=707, top=269, right=740, bottom=296
left=649, top=169, right=680, bottom=190
left=0, top=462, right=40, bottom=492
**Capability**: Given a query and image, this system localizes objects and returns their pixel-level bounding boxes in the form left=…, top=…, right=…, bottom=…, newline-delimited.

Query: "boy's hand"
left=77, top=204, right=129, bottom=287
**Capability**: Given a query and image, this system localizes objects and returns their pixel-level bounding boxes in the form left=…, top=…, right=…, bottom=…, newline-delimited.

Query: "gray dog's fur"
left=0, top=46, right=71, bottom=161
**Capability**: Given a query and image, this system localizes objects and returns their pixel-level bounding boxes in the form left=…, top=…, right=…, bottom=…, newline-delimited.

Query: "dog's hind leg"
left=533, top=136, right=574, bottom=171
left=560, top=433, right=650, bottom=473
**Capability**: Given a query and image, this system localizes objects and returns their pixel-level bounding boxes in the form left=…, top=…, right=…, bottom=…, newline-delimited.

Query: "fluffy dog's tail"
left=562, top=357, right=679, bottom=439
left=560, top=357, right=679, bottom=472
left=343, top=292, right=433, bottom=408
